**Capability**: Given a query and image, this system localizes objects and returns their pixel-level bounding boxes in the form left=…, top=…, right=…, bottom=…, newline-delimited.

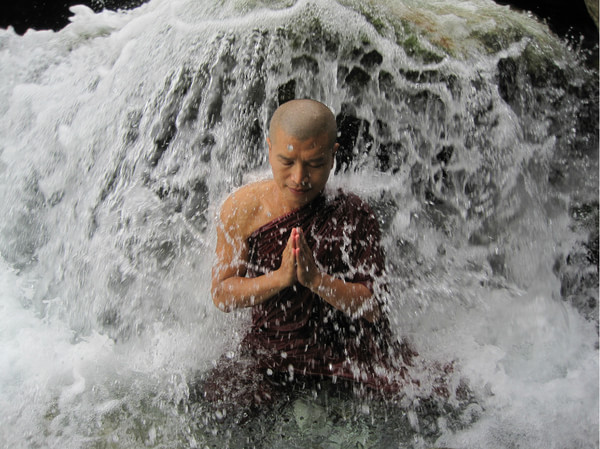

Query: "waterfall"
left=0, top=0, right=597, bottom=447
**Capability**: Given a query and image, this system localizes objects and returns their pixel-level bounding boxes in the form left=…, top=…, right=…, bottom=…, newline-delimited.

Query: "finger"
left=294, top=228, right=304, bottom=248
left=294, top=228, right=300, bottom=247
left=296, top=235, right=313, bottom=269
left=297, top=230, right=311, bottom=256
left=282, top=231, right=297, bottom=264
left=285, top=228, right=295, bottom=252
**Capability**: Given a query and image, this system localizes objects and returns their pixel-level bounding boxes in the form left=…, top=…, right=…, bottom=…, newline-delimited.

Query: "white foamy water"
left=0, top=0, right=598, bottom=447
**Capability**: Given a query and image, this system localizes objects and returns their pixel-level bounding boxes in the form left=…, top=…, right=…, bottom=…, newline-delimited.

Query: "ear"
left=330, top=143, right=339, bottom=168
left=267, top=136, right=272, bottom=154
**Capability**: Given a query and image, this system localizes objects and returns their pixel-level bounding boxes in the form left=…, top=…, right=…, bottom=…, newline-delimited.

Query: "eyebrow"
left=277, top=155, right=326, bottom=164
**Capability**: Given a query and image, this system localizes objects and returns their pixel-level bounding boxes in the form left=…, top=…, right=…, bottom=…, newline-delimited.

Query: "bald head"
left=269, top=99, right=337, bottom=149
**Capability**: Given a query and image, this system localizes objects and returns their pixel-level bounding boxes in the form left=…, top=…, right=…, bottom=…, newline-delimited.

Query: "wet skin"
left=267, top=128, right=338, bottom=213
left=211, top=129, right=380, bottom=322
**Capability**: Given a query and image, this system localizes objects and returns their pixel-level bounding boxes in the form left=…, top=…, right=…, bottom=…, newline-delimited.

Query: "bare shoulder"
left=218, top=180, right=274, bottom=238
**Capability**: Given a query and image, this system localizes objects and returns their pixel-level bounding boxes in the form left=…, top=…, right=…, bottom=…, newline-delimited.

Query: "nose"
left=291, top=164, right=308, bottom=185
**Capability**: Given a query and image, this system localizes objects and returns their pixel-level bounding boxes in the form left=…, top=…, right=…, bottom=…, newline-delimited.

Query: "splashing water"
left=0, top=0, right=598, bottom=448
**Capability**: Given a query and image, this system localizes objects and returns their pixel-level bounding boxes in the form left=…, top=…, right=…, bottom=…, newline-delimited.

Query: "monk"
left=204, top=99, right=415, bottom=409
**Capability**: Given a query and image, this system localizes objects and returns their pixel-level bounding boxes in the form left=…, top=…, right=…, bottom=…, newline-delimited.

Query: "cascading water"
left=0, top=0, right=597, bottom=448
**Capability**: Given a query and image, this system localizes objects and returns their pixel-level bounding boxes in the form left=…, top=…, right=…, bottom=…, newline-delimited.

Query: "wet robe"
left=240, top=190, right=413, bottom=391
left=200, top=190, right=418, bottom=406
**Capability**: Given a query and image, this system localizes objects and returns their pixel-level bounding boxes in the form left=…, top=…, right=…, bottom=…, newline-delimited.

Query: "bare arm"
left=211, top=193, right=381, bottom=322
left=211, top=192, right=296, bottom=312
left=211, top=233, right=296, bottom=312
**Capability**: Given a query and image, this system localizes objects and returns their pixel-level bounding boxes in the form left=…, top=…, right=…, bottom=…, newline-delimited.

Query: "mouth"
left=288, top=186, right=310, bottom=195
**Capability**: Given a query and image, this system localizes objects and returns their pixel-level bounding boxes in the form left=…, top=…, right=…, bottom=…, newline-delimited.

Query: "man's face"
left=268, top=128, right=337, bottom=211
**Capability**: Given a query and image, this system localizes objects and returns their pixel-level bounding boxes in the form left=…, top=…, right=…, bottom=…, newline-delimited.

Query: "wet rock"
left=337, top=65, right=350, bottom=86
left=497, top=57, right=519, bottom=106
left=555, top=201, right=599, bottom=322
left=178, top=65, right=211, bottom=126
left=399, top=69, right=459, bottom=94
left=401, top=35, right=444, bottom=64
left=184, top=179, right=210, bottom=228
left=376, top=141, right=405, bottom=174
left=360, top=50, right=383, bottom=69
left=291, top=55, right=319, bottom=73
left=488, top=253, right=507, bottom=277
left=435, top=145, right=453, bottom=166
left=345, top=66, right=371, bottom=86
left=570, top=202, right=599, bottom=270
left=335, top=107, right=373, bottom=172
left=149, top=68, right=193, bottom=166
left=378, top=70, right=396, bottom=98
left=277, top=79, right=296, bottom=104
left=192, top=133, right=215, bottom=163
left=4, top=0, right=597, bottom=68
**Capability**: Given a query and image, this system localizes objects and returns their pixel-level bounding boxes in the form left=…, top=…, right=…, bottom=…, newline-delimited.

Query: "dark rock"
left=570, top=202, right=599, bottom=269
left=345, top=66, right=371, bottom=86
left=360, top=50, right=383, bottom=69
left=277, top=79, right=296, bottom=105
left=376, top=141, right=405, bottom=174
left=291, top=55, right=319, bottom=73
left=435, top=146, right=454, bottom=166
left=335, top=107, right=373, bottom=172
left=2, top=0, right=596, bottom=64
left=184, top=179, right=209, bottom=226
left=497, top=57, right=519, bottom=105
left=149, top=68, right=193, bottom=166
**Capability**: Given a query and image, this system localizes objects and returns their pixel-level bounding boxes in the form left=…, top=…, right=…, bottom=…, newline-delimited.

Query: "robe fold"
left=239, top=189, right=413, bottom=391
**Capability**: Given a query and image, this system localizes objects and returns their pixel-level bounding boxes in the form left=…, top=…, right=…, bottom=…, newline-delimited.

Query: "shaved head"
left=269, top=99, right=337, bottom=149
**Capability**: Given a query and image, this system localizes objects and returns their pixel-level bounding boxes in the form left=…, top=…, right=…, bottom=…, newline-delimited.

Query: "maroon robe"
left=241, top=189, right=413, bottom=391
left=200, top=190, right=420, bottom=407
